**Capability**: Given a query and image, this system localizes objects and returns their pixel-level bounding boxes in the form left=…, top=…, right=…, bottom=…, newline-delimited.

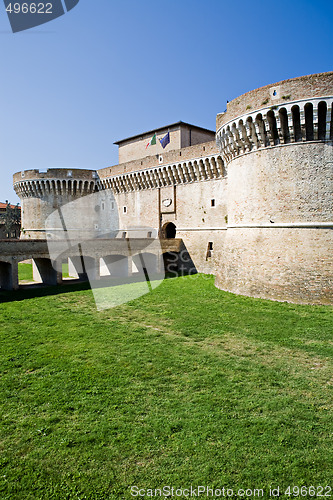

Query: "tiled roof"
left=0, top=202, right=21, bottom=210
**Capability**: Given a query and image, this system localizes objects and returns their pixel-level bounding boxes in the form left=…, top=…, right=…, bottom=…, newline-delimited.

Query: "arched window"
left=304, top=103, right=314, bottom=141
left=266, top=110, right=279, bottom=145
left=292, top=105, right=302, bottom=142
left=279, top=108, right=290, bottom=143
left=318, top=101, right=327, bottom=140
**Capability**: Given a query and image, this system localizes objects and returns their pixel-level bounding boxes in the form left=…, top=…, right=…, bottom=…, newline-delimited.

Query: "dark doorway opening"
left=161, top=222, right=176, bottom=239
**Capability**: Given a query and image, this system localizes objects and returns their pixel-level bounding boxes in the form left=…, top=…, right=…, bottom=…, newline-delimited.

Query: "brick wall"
left=13, top=168, right=97, bottom=184
left=217, top=71, right=333, bottom=129
left=98, top=141, right=219, bottom=178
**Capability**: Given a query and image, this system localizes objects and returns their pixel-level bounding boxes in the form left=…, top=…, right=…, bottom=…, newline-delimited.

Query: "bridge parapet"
left=0, top=238, right=186, bottom=292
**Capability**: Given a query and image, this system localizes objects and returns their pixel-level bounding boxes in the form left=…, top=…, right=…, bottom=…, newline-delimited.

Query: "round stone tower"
left=13, top=168, right=99, bottom=239
left=215, top=72, right=333, bottom=304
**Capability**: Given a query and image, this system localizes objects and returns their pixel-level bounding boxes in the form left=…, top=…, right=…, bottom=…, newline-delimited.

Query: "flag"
left=146, top=133, right=156, bottom=149
left=159, top=132, right=170, bottom=149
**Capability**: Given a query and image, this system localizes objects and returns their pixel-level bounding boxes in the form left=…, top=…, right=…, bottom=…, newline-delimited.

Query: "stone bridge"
left=0, top=238, right=186, bottom=290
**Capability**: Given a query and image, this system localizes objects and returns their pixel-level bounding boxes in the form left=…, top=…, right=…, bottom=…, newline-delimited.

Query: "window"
left=123, top=206, right=127, bottom=214
left=122, top=232, right=127, bottom=238
left=111, top=201, right=115, bottom=210
left=205, top=242, right=213, bottom=261
left=211, top=199, right=215, bottom=207
left=147, top=231, right=152, bottom=238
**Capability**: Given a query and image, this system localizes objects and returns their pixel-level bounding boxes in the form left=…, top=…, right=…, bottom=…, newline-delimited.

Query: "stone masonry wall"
left=215, top=227, right=333, bottom=305
left=227, top=142, right=333, bottom=225
left=111, top=177, right=228, bottom=275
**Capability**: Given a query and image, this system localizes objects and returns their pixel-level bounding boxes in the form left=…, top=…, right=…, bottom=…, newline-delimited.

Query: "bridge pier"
left=0, top=260, right=18, bottom=290
left=68, top=256, right=88, bottom=281
left=33, top=258, right=61, bottom=286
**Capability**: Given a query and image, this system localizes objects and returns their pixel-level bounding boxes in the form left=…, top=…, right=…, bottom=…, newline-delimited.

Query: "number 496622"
left=6, top=3, right=53, bottom=14
left=284, top=485, right=331, bottom=497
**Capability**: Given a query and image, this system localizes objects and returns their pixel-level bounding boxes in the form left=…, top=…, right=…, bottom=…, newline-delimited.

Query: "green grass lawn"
left=0, top=275, right=332, bottom=499
left=18, top=262, right=72, bottom=283
left=18, top=262, right=34, bottom=282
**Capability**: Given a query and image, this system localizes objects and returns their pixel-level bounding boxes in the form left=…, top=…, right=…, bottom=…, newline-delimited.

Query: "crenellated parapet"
left=13, top=168, right=98, bottom=199
left=13, top=169, right=100, bottom=239
left=216, top=96, right=333, bottom=164
left=99, top=153, right=226, bottom=194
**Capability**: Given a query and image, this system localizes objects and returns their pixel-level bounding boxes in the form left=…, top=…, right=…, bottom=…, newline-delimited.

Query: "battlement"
left=217, top=71, right=333, bottom=129
left=216, top=96, right=333, bottom=164
left=98, top=140, right=219, bottom=178
left=13, top=168, right=98, bottom=198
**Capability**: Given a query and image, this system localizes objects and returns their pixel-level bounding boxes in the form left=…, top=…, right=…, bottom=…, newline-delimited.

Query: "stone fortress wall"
left=215, top=72, right=333, bottom=304
left=13, top=169, right=98, bottom=239
left=12, top=72, right=333, bottom=304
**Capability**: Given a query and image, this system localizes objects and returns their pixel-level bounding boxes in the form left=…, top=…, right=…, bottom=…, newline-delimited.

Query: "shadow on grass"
left=0, top=280, right=92, bottom=303
left=0, top=272, right=190, bottom=304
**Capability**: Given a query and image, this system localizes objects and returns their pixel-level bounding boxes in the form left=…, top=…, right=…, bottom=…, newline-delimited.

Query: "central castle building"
left=13, top=72, right=333, bottom=304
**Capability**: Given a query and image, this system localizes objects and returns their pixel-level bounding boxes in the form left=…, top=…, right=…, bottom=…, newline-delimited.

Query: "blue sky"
left=1, top=0, right=332, bottom=203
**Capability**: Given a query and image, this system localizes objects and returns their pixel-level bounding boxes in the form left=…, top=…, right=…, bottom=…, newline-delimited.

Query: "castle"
left=11, top=72, right=333, bottom=304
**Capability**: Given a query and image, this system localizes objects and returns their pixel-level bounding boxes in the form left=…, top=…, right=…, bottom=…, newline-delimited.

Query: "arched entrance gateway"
left=161, top=222, right=176, bottom=239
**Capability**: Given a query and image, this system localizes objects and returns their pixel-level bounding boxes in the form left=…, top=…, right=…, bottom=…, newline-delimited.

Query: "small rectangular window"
left=211, top=199, right=215, bottom=207
left=122, top=232, right=127, bottom=238
left=206, top=241, right=213, bottom=261
left=111, top=201, right=115, bottom=210
left=123, top=206, right=127, bottom=214
left=147, top=231, right=152, bottom=238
